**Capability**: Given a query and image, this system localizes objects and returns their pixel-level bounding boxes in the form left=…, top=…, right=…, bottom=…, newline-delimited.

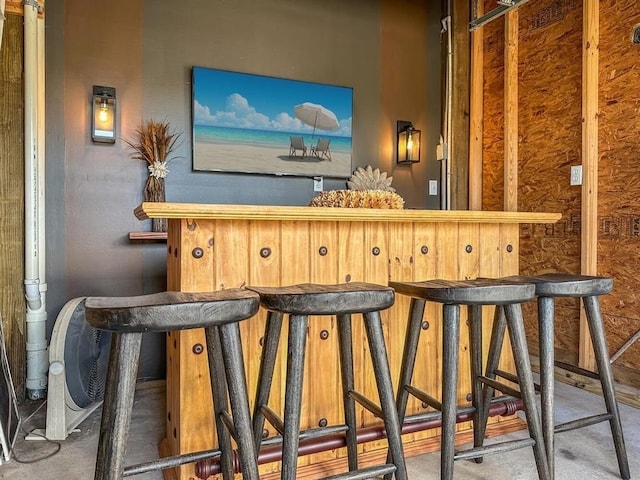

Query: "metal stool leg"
left=468, top=304, right=484, bottom=457
left=282, top=314, right=309, bottom=480
left=583, top=295, right=630, bottom=480
left=252, top=311, right=284, bottom=453
left=94, top=332, right=142, bottom=480
left=441, top=304, right=460, bottom=480
left=384, top=298, right=425, bottom=480
left=397, top=298, right=427, bottom=422
left=218, top=321, right=260, bottom=480
left=205, top=326, right=235, bottom=480
left=337, top=313, right=359, bottom=472
left=537, top=295, right=555, bottom=480
left=476, top=305, right=507, bottom=446
left=504, top=303, right=550, bottom=480
left=364, top=310, right=408, bottom=480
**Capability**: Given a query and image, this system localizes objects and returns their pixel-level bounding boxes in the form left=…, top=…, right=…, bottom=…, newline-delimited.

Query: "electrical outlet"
left=570, top=165, right=582, bottom=186
left=313, top=176, right=323, bottom=192
left=429, top=180, right=438, bottom=196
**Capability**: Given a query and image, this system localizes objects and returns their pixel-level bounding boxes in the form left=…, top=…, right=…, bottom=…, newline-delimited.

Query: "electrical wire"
left=0, top=316, right=60, bottom=464
left=9, top=399, right=62, bottom=464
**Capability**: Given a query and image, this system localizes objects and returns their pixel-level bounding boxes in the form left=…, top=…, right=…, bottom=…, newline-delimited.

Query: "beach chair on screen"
left=311, top=138, right=331, bottom=161
left=289, top=136, right=307, bottom=158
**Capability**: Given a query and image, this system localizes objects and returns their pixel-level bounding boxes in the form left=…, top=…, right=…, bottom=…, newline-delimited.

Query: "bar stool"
left=388, top=278, right=550, bottom=480
left=84, top=290, right=261, bottom=480
left=478, top=273, right=630, bottom=480
left=245, top=282, right=408, bottom=480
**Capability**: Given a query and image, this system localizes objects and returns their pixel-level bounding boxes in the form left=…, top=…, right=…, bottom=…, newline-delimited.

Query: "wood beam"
left=451, top=0, right=470, bottom=210
left=504, top=10, right=518, bottom=211
left=469, top=0, right=483, bottom=211
left=579, top=0, right=599, bottom=371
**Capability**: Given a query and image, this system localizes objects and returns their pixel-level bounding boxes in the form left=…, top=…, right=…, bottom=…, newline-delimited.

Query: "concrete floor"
left=0, top=379, right=638, bottom=480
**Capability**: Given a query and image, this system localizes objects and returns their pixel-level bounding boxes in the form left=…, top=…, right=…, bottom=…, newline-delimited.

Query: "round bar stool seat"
left=246, top=282, right=408, bottom=480
left=481, top=273, right=630, bottom=480
left=387, top=278, right=550, bottom=480
left=85, top=290, right=260, bottom=480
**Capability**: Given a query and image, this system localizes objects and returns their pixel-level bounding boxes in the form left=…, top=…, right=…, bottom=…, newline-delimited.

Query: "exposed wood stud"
left=579, top=0, right=599, bottom=372
left=504, top=10, right=519, bottom=212
left=469, top=0, right=484, bottom=211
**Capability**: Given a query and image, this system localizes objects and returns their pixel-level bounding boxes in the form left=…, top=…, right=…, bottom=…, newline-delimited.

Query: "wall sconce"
left=397, top=121, right=421, bottom=164
left=91, top=85, right=116, bottom=143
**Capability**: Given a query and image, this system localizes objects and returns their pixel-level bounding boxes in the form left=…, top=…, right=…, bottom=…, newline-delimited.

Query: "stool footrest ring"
left=454, top=438, right=536, bottom=461
left=260, top=405, right=284, bottom=436
left=350, top=390, right=383, bottom=419
left=123, top=448, right=222, bottom=477
left=555, top=413, right=614, bottom=434
left=323, top=464, right=397, bottom=480
left=479, top=376, right=523, bottom=399
left=405, top=384, right=442, bottom=411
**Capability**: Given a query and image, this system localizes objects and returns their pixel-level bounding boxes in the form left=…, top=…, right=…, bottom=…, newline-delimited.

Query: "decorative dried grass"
left=125, top=119, right=182, bottom=232
left=125, top=119, right=182, bottom=168
left=309, top=190, right=405, bottom=209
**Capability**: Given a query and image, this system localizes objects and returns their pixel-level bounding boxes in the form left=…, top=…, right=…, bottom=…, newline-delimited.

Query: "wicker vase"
left=143, top=175, right=167, bottom=232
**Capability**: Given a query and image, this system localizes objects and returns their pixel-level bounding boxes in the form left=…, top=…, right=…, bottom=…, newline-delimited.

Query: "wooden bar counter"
left=134, top=202, right=561, bottom=480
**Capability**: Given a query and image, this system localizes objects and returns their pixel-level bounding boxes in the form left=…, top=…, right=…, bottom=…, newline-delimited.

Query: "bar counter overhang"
left=134, top=202, right=561, bottom=480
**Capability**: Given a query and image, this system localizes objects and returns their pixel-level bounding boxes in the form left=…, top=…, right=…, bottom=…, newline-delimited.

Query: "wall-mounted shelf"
left=129, top=232, right=167, bottom=241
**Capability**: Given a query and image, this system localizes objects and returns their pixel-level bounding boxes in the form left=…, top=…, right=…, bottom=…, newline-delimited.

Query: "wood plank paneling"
left=0, top=14, right=25, bottom=399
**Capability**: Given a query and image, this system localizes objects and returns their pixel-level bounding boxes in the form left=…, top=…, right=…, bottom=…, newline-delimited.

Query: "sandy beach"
left=194, top=142, right=352, bottom=178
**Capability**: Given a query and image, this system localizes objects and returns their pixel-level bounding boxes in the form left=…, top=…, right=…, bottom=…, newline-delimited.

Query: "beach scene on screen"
left=192, top=66, right=353, bottom=178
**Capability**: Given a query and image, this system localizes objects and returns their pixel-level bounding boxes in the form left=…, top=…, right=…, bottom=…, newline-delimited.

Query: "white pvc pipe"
left=24, top=0, right=48, bottom=400
left=440, top=7, right=453, bottom=210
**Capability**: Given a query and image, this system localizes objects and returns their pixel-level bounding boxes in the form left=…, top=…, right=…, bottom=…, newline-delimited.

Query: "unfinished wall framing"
left=475, top=0, right=640, bottom=388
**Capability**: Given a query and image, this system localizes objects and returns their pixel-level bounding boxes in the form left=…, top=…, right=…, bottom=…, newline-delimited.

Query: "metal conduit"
left=195, top=398, right=523, bottom=479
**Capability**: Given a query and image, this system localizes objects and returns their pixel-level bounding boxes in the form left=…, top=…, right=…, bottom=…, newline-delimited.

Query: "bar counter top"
left=135, top=201, right=562, bottom=223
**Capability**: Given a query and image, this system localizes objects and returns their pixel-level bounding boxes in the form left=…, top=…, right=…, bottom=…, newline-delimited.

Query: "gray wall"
left=45, top=0, right=442, bottom=379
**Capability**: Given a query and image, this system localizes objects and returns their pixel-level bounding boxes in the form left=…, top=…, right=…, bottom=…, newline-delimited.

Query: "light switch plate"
left=429, top=180, right=438, bottom=196
left=313, top=176, right=323, bottom=192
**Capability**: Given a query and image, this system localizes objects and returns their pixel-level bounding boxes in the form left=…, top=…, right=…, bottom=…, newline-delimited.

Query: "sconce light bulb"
left=406, top=132, right=414, bottom=150
left=98, top=101, right=109, bottom=122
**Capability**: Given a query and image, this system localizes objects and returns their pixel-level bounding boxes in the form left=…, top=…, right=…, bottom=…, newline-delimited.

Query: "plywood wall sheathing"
left=597, top=1, right=640, bottom=379
left=483, top=0, right=584, bottom=363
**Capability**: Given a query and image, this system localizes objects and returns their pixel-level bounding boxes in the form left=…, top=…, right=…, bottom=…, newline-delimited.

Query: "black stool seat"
left=246, top=282, right=407, bottom=480
left=248, top=281, right=394, bottom=315
left=85, top=290, right=261, bottom=480
left=389, top=278, right=535, bottom=305
left=388, top=278, right=550, bottom=480
left=86, top=290, right=260, bottom=331
left=499, top=273, right=613, bottom=297
left=479, top=273, right=629, bottom=480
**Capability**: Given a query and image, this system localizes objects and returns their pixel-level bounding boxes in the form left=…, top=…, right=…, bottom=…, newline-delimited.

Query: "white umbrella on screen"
left=294, top=102, right=339, bottom=137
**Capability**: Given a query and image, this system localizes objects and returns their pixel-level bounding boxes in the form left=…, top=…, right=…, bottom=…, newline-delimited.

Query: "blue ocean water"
left=194, top=125, right=352, bottom=153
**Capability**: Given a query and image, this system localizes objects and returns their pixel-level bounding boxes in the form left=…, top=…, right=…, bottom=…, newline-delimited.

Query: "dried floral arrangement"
left=309, top=189, right=404, bottom=209
left=125, top=119, right=182, bottom=231
left=347, top=165, right=396, bottom=192
left=309, top=165, right=404, bottom=209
